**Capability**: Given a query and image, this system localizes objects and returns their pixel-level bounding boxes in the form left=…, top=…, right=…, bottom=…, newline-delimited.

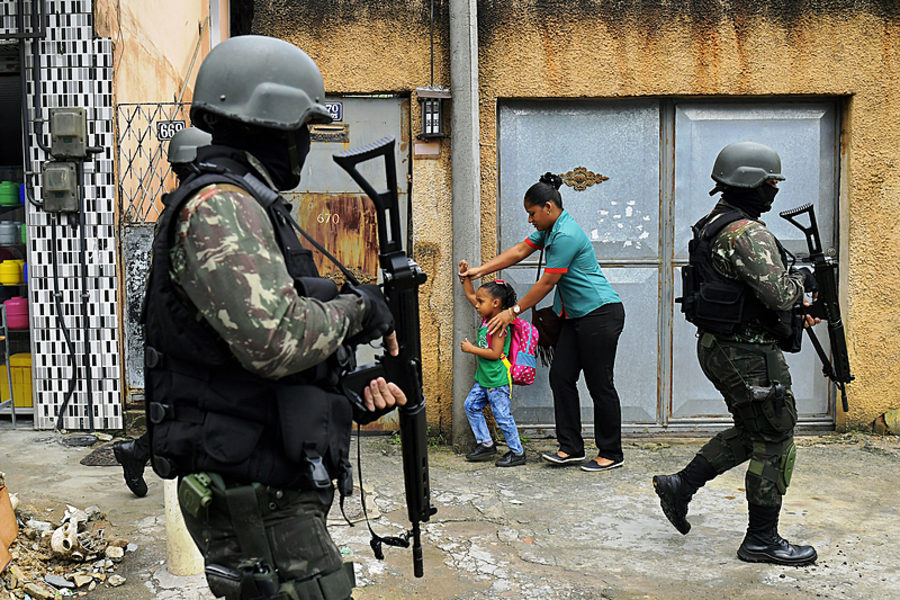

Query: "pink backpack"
left=505, top=317, right=538, bottom=386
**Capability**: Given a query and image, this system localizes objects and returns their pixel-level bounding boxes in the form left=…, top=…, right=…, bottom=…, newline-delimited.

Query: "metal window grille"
left=116, top=102, right=191, bottom=223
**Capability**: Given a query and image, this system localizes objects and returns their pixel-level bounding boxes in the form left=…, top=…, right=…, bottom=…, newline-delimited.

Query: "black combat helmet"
left=166, top=126, right=212, bottom=166
left=711, top=142, right=785, bottom=189
left=189, top=35, right=333, bottom=133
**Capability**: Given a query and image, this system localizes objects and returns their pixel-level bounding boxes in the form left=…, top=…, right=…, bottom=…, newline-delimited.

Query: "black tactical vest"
left=679, top=207, right=795, bottom=343
left=143, top=149, right=354, bottom=492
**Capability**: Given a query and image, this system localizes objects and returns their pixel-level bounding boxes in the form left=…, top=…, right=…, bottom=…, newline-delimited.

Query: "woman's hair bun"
left=539, top=171, right=563, bottom=190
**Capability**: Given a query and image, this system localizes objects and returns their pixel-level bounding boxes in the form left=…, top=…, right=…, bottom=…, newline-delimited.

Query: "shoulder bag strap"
left=533, top=233, right=547, bottom=307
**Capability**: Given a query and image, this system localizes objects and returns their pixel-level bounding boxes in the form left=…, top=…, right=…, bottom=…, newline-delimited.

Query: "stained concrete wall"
left=249, top=0, right=900, bottom=431
left=95, top=0, right=210, bottom=104
left=253, top=1, right=457, bottom=434
left=476, top=0, right=900, bottom=430
left=96, top=0, right=211, bottom=405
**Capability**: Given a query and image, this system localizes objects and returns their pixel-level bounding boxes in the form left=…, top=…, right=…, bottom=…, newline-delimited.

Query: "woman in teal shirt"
left=461, top=173, right=626, bottom=472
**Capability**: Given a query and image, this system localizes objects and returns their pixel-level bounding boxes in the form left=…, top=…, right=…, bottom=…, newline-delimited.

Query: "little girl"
left=458, top=260, right=526, bottom=467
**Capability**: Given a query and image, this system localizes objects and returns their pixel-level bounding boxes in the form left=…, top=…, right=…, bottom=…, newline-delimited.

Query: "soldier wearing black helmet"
left=166, top=126, right=213, bottom=180
left=112, top=126, right=213, bottom=499
left=142, top=35, right=403, bottom=600
left=654, top=142, right=819, bottom=566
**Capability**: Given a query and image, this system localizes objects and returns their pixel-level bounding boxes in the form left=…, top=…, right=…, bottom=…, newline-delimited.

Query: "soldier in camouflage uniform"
left=112, top=126, right=213, bottom=499
left=653, top=142, right=819, bottom=566
left=142, top=36, right=404, bottom=600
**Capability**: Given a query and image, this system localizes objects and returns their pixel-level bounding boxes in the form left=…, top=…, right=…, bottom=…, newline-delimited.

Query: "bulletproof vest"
left=679, top=207, right=794, bottom=341
left=142, top=148, right=354, bottom=492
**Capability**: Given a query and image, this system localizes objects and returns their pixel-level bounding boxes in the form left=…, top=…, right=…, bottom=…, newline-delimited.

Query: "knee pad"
left=778, top=440, right=797, bottom=494
left=748, top=439, right=795, bottom=498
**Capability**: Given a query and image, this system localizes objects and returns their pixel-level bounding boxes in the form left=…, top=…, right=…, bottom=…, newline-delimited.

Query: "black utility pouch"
left=205, top=564, right=243, bottom=600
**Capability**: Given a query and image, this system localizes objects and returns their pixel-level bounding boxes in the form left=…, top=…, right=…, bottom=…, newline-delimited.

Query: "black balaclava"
left=721, top=184, right=779, bottom=219
left=172, top=164, right=193, bottom=183
left=212, top=125, right=311, bottom=191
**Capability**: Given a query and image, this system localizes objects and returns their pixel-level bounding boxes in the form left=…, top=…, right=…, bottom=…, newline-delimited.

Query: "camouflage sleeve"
left=712, top=220, right=805, bottom=311
left=170, top=183, right=367, bottom=379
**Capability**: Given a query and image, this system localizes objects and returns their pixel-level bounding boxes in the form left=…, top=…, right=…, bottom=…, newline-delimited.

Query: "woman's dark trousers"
left=549, top=302, right=625, bottom=462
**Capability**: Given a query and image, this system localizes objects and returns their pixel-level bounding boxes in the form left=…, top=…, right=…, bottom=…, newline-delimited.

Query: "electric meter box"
left=42, top=162, right=79, bottom=212
left=49, top=107, right=87, bottom=158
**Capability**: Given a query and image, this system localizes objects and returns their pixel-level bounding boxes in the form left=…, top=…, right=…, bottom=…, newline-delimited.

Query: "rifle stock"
left=780, top=203, right=854, bottom=412
left=333, top=137, right=436, bottom=578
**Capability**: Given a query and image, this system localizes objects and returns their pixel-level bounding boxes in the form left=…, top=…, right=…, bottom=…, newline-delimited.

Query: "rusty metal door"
left=286, top=95, right=410, bottom=430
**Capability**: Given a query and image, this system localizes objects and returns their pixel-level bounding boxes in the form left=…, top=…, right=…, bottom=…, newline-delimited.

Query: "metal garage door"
left=497, top=99, right=839, bottom=432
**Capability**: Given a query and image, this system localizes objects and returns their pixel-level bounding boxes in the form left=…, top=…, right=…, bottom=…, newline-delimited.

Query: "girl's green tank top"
left=474, top=321, right=511, bottom=388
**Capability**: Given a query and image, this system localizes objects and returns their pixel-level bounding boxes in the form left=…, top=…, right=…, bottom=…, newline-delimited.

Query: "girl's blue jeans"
left=463, top=383, right=523, bottom=454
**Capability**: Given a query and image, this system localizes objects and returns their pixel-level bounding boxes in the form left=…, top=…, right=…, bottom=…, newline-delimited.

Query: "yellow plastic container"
left=0, top=261, right=21, bottom=286
left=0, top=353, right=32, bottom=408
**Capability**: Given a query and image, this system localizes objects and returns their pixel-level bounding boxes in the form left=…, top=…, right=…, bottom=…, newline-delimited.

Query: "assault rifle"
left=780, top=203, right=854, bottom=412
left=333, top=137, right=436, bottom=578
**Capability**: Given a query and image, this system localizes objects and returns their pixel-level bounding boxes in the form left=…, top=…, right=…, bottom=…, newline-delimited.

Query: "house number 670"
left=317, top=212, right=340, bottom=225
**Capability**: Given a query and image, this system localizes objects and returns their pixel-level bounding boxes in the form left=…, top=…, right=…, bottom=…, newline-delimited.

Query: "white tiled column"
left=2, top=0, right=121, bottom=429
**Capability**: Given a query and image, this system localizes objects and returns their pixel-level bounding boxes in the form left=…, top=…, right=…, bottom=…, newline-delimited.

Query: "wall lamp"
left=416, top=86, right=451, bottom=139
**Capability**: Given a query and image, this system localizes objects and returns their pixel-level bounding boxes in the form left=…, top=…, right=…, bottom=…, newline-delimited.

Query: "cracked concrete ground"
left=2, top=421, right=898, bottom=600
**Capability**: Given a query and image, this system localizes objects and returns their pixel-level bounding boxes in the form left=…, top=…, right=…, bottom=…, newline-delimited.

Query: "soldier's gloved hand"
left=343, top=283, right=395, bottom=346
left=795, top=267, right=819, bottom=293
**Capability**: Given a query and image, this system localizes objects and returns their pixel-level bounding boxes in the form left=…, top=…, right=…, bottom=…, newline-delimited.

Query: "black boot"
left=737, top=503, right=817, bottom=566
left=653, top=455, right=717, bottom=535
left=113, top=438, right=150, bottom=498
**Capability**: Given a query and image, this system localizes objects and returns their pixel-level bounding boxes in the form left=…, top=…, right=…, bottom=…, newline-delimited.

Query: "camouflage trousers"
left=695, top=333, right=798, bottom=507
left=180, top=480, right=353, bottom=600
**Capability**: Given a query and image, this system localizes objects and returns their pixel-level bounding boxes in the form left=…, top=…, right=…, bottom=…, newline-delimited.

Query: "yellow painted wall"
left=476, top=2, right=900, bottom=429
left=95, top=0, right=210, bottom=103
left=248, top=0, right=900, bottom=431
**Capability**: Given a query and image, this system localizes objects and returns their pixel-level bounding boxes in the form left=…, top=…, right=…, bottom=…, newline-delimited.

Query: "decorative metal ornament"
left=559, top=166, right=609, bottom=191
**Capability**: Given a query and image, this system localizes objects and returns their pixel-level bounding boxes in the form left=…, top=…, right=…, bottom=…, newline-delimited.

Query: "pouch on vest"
left=695, top=281, right=748, bottom=329
left=203, top=412, right=265, bottom=465
left=776, top=308, right=804, bottom=353
left=275, top=385, right=353, bottom=481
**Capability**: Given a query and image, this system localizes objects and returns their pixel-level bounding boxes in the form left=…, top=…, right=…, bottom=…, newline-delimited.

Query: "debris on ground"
left=872, top=408, right=900, bottom=436
left=797, top=430, right=900, bottom=456
left=0, top=487, right=136, bottom=599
